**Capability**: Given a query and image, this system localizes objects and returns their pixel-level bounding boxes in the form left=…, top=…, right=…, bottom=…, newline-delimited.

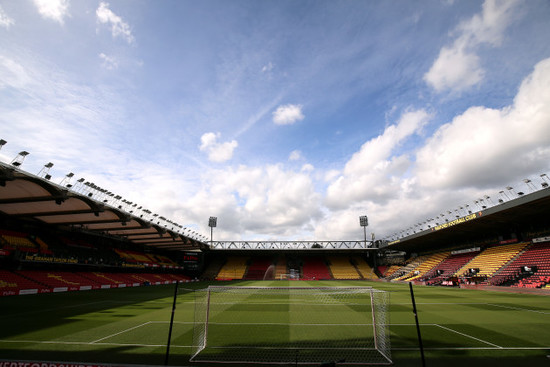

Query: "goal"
left=190, top=286, right=391, bottom=365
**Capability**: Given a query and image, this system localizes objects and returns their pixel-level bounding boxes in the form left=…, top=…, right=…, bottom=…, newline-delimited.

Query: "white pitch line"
left=393, top=302, right=487, bottom=305
left=202, top=322, right=375, bottom=326
left=434, top=324, right=502, bottom=348
left=1, top=339, right=548, bottom=351
left=0, top=339, right=193, bottom=348
left=0, top=340, right=90, bottom=345
left=393, top=346, right=550, bottom=350
left=90, top=322, right=152, bottom=344
left=486, top=303, right=550, bottom=315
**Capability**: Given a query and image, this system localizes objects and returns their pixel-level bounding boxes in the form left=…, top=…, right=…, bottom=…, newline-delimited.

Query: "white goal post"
left=190, top=286, right=391, bottom=365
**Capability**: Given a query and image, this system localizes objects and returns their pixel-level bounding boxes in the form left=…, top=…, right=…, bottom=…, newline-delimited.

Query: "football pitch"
left=0, top=280, right=549, bottom=366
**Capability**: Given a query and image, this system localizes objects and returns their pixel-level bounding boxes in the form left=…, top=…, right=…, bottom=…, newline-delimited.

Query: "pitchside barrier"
left=190, top=286, right=391, bottom=365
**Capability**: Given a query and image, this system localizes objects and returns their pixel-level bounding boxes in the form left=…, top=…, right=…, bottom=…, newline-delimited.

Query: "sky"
left=1, top=0, right=550, bottom=243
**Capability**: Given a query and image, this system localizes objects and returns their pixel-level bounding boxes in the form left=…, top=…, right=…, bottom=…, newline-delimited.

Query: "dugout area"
left=0, top=280, right=549, bottom=367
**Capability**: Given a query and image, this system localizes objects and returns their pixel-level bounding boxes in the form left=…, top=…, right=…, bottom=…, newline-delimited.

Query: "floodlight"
left=208, top=216, right=217, bottom=227
left=11, top=151, right=29, bottom=167
left=38, top=162, right=54, bottom=180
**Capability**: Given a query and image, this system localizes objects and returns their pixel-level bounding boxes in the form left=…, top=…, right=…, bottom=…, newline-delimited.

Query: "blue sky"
left=1, top=0, right=550, bottom=242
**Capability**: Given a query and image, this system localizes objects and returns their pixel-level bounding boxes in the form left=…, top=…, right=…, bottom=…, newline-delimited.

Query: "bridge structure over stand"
left=208, top=240, right=375, bottom=250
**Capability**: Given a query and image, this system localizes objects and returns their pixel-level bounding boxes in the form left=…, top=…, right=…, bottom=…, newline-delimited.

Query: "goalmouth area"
left=190, top=286, right=391, bottom=365
left=0, top=280, right=549, bottom=367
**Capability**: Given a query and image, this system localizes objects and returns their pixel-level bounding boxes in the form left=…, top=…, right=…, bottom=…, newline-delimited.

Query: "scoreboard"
left=183, top=251, right=202, bottom=271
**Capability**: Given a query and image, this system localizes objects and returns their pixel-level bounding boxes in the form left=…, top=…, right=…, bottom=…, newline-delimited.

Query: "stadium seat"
left=328, top=256, right=361, bottom=279
left=496, top=241, right=550, bottom=287
left=399, top=252, right=450, bottom=281
left=423, top=251, right=479, bottom=285
left=352, top=256, right=378, bottom=280
left=216, top=256, right=248, bottom=280
left=302, top=256, right=331, bottom=280
left=455, top=242, right=529, bottom=281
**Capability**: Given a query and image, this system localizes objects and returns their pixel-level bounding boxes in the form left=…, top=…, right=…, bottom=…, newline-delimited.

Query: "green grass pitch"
left=0, top=280, right=549, bottom=366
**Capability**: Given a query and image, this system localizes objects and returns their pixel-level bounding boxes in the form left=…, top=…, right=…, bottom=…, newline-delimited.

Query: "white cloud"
left=199, top=132, right=238, bottom=163
left=324, top=169, right=340, bottom=182
left=176, top=164, right=322, bottom=240
left=0, top=55, right=32, bottom=89
left=325, top=109, right=431, bottom=209
left=272, top=104, right=304, bottom=125
left=0, top=5, right=15, bottom=29
left=424, top=0, right=519, bottom=92
left=289, top=150, right=302, bottom=161
left=96, top=2, right=135, bottom=44
left=417, top=57, right=550, bottom=189
left=424, top=45, right=483, bottom=93
left=262, top=62, right=274, bottom=73
left=33, top=0, right=69, bottom=24
left=315, top=57, right=550, bottom=241
left=99, top=53, right=118, bottom=70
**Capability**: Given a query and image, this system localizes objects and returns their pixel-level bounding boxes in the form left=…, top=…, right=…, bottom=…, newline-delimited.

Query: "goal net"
left=190, top=286, right=391, bottom=365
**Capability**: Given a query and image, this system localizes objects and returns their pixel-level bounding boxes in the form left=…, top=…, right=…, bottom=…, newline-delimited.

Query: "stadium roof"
left=0, top=162, right=206, bottom=252
left=2, top=159, right=549, bottom=255
left=386, top=185, right=550, bottom=253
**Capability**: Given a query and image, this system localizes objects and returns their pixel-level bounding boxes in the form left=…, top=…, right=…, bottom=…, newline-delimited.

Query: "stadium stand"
left=400, top=252, right=450, bottom=281
left=152, top=254, right=179, bottom=267
left=274, top=256, right=288, bottom=279
left=0, top=270, right=45, bottom=296
left=245, top=257, right=273, bottom=280
left=114, top=248, right=158, bottom=266
left=216, top=256, right=248, bottom=280
left=328, top=256, right=361, bottom=279
left=0, top=230, right=38, bottom=253
left=1, top=271, right=191, bottom=294
left=388, top=255, right=429, bottom=281
left=302, top=256, right=332, bottom=280
left=352, top=256, right=378, bottom=279
left=15, top=270, right=99, bottom=291
left=455, top=242, right=529, bottom=281
left=382, top=265, right=401, bottom=278
left=423, top=250, right=480, bottom=285
left=490, top=241, right=550, bottom=288
left=79, top=272, right=128, bottom=287
left=201, top=256, right=226, bottom=280
left=35, top=237, right=54, bottom=255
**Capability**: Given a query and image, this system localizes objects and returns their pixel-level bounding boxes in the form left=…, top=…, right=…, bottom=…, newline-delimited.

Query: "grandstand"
left=2, top=155, right=550, bottom=290
left=454, top=242, right=528, bottom=280
left=397, top=251, right=450, bottom=281
left=423, top=250, right=479, bottom=285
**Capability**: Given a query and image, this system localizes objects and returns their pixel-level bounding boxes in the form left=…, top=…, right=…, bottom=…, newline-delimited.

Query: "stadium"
left=2, top=1, right=550, bottom=367
left=0, top=144, right=549, bottom=367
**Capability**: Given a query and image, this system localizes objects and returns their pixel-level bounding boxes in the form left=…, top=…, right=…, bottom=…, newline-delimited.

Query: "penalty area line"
left=434, top=324, right=502, bottom=348
left=90, top=322, right=152, bottom=344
